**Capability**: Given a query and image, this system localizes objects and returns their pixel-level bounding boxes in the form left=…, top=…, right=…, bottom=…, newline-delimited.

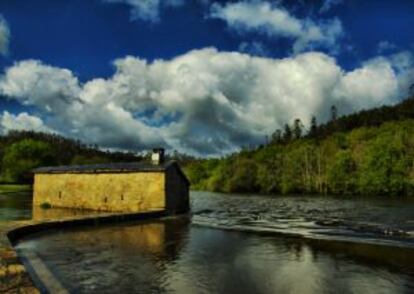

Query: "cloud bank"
left=210, top=1, right=343, bottom=53
left=0, top=111, right=55, bottom=134
left=0, top=48, right=412, bottom=155
left=0, top=15, right=10, bottom=56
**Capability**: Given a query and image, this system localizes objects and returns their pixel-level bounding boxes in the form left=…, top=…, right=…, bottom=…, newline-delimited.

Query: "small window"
left=103, top=197, right=108, bottom=203
left=58, top=191, right=62, bottom=199
left=121, top=194, right=124, bottom=201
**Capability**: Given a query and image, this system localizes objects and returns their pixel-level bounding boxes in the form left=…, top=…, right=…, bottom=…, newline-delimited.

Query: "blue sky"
left=0, top=0, right=413, bottom=155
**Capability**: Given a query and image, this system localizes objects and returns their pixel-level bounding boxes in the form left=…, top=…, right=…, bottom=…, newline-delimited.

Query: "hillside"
left=0, top=131, right=141, bottom=183
left=185, top=96, right=414, bottom=196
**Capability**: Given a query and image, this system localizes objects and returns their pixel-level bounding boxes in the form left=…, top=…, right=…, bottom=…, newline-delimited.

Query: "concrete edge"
left=5, top=210, right=168, bottom=293
left=7, top=210, right=166, bottom=246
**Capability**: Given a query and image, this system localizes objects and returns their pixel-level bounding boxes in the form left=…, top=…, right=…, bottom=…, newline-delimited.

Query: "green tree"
left=271, top=129, right=282, bottom=144
left=327, top=150, right=356, bottom=194
left=1, top=139, right=55, bottom=183
left=358, top=133, right=408, bottom=195
left=254, top=146, right=283, bottom=193
left=71, top=155, right=111, bottom=165
left=283, top=124, right=292, bottom=142
left=184, top=161, right=209, bottom=188
left=293, top=118, right=304, bottom=139
left=225, top=158, right=258, bottom=193
left=309, top=116, right=318, bottom=138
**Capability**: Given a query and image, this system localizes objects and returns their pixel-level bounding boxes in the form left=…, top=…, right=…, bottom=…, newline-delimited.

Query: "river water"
left=6, top=191, right=414, bottom=293
left=0, top=190, right=32, bottom=221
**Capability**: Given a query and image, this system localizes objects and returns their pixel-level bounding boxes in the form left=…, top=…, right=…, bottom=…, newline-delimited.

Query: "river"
left=3, top=191, right=414, bottom=293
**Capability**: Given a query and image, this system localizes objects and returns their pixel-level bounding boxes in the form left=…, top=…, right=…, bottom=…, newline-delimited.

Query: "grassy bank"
left=0, top=184, right=31, bottom=193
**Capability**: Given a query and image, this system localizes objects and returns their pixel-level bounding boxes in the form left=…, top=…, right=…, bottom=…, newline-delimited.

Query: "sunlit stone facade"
left=32, top=160, right=190, bottom=215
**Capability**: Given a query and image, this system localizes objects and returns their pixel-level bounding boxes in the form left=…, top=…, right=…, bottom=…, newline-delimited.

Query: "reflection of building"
left=32, top=149, right=190, bottom=215
left=111, top=218, right=190, bottom=256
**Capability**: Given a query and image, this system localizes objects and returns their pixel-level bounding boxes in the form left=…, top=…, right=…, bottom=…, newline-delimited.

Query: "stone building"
left=32, top=149, right=190, bottom=215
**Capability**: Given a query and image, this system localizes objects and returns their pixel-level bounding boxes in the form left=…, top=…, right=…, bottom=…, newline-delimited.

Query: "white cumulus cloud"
left=0, top=111, right=55, bottom=134
left=0, top=48, right=412, bottom=155
left=0, top=60, right=81, bottom=112
left=209, top=1, right=344, bottom=54
left=0, top=15, right=10, bottom=56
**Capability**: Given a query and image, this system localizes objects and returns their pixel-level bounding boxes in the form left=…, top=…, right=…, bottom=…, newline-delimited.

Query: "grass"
left=0, top=184, right=32, bottom=193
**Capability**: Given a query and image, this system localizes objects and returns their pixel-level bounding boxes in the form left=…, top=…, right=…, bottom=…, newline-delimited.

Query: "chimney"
left=151, top=148, right=165, bottom=165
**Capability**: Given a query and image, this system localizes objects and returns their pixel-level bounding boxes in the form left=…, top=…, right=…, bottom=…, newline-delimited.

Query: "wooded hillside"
left=0, top=131, right=141, bottom=183
left=185, top=96, right=414, bottom=196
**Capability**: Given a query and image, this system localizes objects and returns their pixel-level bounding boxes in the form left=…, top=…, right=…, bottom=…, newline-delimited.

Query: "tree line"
left=0, top=131, right=141, bottom=183
left=0, top=130, right=196, bottom=183
left=184, top=96, right=414, bottom=196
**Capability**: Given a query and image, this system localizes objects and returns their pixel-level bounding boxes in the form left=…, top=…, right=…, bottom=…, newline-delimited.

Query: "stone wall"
left=33, top=172, right=165, bottom=212
left=165, top=165, right=190, bottom=214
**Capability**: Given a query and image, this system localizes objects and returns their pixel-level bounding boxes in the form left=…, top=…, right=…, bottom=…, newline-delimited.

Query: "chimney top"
left=151, top=148, right=165, bottom=165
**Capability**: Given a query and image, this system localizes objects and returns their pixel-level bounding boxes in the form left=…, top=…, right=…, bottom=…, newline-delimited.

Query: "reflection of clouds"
left=161, top=231, right=412, bottom=294
left=268, top=245, right=325, bottom=294
left=17, top=221, right=413, bottom=293
left=224, top=239, right=327, bottom=294
left=346, top=266, right=405, bottom=294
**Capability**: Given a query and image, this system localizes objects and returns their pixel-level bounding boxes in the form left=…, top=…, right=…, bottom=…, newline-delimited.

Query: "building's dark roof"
left=33, top=161, right=176, bottom=174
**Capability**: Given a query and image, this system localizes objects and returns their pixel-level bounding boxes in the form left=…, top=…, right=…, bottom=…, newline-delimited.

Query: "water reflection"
left=4, top=191, right=414, bottom=293
left=17, top=219, right=414, bottom=294
left=0, top=191, right=32, bottom=221
left=31, top=206, right=112, bottom=221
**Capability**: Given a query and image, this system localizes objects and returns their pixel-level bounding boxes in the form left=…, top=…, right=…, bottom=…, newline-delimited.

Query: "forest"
left=0, top=131, right=141, bottom=183
left=0, top=130, right=194, bottom=183
left=184, top=96, right=414, bottom=196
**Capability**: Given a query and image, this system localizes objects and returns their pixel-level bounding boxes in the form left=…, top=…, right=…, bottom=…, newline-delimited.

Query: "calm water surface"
left=0, top=190, right=32, bottom=221
left=9, top=191, right=414, bottom=293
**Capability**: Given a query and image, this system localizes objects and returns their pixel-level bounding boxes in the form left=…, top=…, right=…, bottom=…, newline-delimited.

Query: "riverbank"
left=0, top=184, right=31, bottom=193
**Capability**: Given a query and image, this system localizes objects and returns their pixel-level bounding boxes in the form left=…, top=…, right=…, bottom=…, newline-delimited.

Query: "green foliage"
left=1, top=139, right=55, bottom=183
left=224, top=158, right=258, bottom=193
left=358, top=131, right=409, bottom=195
left=327, top=150, right=356, bottom=194
left=0, top=130, right=142, bottom=183
left=185, top=119, right=414, bottom=197
left=0, top=184, right=31, bottom=193
left=70, top=155, right=111, bottom=165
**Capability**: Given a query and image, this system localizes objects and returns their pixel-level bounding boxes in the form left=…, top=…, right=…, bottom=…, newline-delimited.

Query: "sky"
left=0, top=0, right=413, bottom=156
